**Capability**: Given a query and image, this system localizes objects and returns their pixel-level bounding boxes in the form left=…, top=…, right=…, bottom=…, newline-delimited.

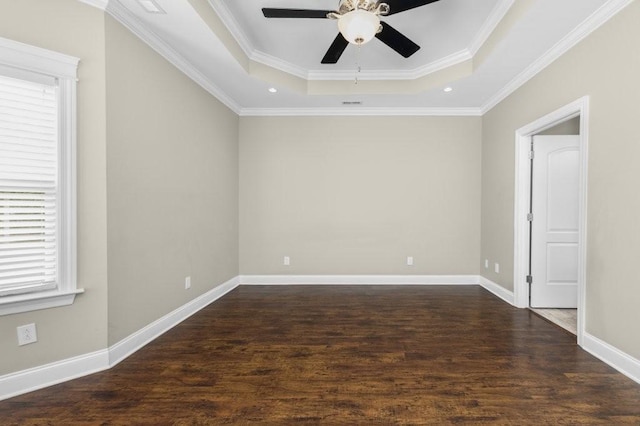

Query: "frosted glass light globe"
left=338, top=9, right=380, bottom=45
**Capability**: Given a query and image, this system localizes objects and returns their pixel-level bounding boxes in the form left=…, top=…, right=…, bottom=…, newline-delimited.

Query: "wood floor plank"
left=2, top=285, right=639, bottom=424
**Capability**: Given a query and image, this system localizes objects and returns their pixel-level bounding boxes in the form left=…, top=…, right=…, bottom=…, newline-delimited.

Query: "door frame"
left=513, top=96, right=589, bottom=345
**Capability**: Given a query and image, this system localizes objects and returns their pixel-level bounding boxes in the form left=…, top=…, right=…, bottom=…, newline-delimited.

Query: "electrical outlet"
left=283, top=256, right=290, bottom=266
left=185, top=276, right=191, bottom=290
left=17, top=323, right=37, bottom=346
left=407, top=256, right=414, bottom=266
left=484, top=259, right=489, bottom=269
left=494, top=263, right=500, bottom=274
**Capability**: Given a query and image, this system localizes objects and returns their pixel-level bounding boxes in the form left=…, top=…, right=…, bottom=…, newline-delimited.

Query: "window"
left=0, top=37, right=81, bottom=315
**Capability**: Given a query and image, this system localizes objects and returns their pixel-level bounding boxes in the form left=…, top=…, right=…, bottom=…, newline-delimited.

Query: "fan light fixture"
left=338, top=9, right=380, bottom=45
left=328, top=0, right=389, bottom=46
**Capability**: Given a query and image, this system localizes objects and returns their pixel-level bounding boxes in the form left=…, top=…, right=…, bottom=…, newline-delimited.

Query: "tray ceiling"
left=92, top=0, right=625, bottom=115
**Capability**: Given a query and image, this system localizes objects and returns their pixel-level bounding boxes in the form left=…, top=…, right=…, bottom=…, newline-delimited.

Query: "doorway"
left=513, top=97, right=589, bottom=345
left=530, top=133, right=580, bottom=309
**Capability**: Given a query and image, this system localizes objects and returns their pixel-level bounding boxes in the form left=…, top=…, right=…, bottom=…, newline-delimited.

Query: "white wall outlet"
left=484, top=259, right=489, bottom=269
left=407, top=256, right=414, bottom=266
left=17, top=323, right=37, bottom=346
left=494, top=263, right=500, bottom=274
left=185, top=276, right=191, bottom=290
left=283, top=256, right=290, bottom=266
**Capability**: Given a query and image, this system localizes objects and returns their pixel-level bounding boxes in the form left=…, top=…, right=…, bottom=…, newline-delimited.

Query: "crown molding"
left=239, top=106, right=482, bottom=117
left=391, top=49, right=472, bottom=81
left=480, top=0, right=634, bottom=114
left=250, top=50, right=308, bottom=80
left=77, top=0, right=109, bottom=11
left=250, top=46, right=471, bottom=82
left=104, top=0, right=240, bottom=114
left=307, top=49, right=472, bottom=81
left=207, top=0, right=252, bottom=58
left=208, top=0, right=311, bottom=80
left=468, top=0, right=514, bottom=56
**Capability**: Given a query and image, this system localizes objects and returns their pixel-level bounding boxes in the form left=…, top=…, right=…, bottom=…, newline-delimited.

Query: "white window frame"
left=0, top=37, right=82, bottom=316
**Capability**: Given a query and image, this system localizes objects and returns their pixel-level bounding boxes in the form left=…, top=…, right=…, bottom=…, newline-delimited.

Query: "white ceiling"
left=98, top=0, right=623, bottom=115
left=217, top=0, right=502, bottom=74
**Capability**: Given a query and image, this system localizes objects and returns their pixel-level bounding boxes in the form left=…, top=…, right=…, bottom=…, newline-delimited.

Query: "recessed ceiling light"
left=444, top=87, right=453, bottom=93
left=268, top=87, right=277, bottom=93
left=137, top=0, right=166, bottom=14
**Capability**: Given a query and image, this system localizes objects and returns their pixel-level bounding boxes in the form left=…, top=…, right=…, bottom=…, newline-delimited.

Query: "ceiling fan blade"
left=262, top=8, right=333, bottom=19
left=384, top=0, right=440, bottom=16
left=376, top=22, right=420, bottom=58
left=321, top=34, right=349, bottom=64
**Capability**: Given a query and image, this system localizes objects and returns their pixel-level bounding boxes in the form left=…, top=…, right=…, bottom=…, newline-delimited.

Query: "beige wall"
left=240, top=116, right=482, bottom=275
left=481, top=2, right=640, bottom=358
left=0, top=0, right=108, bottom=374
left=105, top=17, right=239, bottom=344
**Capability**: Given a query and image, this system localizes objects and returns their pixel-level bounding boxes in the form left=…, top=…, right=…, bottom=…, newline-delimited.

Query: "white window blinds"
left=0, top=74, right=58, bottom=297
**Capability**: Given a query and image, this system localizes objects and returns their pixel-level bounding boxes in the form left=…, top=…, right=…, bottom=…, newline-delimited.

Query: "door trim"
left=513, top=96, right=589, bottom=345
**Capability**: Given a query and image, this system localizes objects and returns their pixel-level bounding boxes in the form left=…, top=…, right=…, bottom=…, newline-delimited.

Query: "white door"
left=530, top=135, right=580, bottom=308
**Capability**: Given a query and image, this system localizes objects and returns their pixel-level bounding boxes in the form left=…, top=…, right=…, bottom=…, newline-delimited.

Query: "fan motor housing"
left=336, top=0, right=389, bottom=15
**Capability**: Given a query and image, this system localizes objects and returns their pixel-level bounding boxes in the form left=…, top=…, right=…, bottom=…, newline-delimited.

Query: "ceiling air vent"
left=342, top=101, right=362, bottom=105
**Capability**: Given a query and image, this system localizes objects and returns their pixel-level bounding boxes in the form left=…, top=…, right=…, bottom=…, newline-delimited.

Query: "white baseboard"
left=0, top=349, right=109, bottom=401
left=239, top=274, right=480, bottom=285
left=108, top=276, right=239, bottom=366
left=582, top=332, right=640, bottom=385
left=0, top=276, right=239, bottom=402
left=479, top=276, right=515, bottom=305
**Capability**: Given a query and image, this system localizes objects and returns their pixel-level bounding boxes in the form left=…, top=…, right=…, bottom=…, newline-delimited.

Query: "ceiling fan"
left=262, top=0, right=440, bottom=64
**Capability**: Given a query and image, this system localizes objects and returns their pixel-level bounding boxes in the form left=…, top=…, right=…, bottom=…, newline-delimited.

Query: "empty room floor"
left=2, top=286, right=640, bottom=424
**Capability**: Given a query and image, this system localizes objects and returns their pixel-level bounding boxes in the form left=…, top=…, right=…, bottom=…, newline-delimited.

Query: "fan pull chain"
left=355, top=44, right=362, bottom=85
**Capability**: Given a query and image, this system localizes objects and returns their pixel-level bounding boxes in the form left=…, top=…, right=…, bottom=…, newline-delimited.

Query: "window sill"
left=0, top=289, right=85, bottom=316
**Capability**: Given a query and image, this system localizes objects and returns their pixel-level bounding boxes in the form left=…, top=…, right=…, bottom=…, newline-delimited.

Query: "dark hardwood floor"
left=2, top=285, right=640, bottom=425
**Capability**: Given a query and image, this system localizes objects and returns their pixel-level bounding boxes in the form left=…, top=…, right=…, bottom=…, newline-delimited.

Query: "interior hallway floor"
left=530, top=308, right=578, bottom=335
